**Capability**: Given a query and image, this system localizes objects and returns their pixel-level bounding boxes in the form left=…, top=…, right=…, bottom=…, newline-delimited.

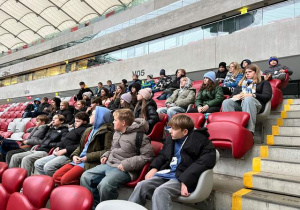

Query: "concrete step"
left=281, top=111, right=300, bottom=119
left=267, top=135, right=300, bottom=146
left=232, top=188, right=300, bottom=210
left=283, top=98, right=300, bottom=105
left=259, top=146, right=300, bottom=163
left=244, top=171, right=300, bottom=197
left=253, top=158, right=300, bottom=177
left=277, top=118, right=300, bottom=127
left=272, top=126, right=300, bottom=136
left=286, top=104, right=300, bottom=111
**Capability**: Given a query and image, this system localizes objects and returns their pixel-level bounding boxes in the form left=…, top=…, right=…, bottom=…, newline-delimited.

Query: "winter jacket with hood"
left=56, top=108, right=74, bottom=125
left=166, top=77, right=196, bottom=109
left=38, top=102, right=50, bottom=113
left=240, top=59, right=252, bottom=70
left=215, top=69, right=228, bottom=80
left=149, top=128, right=216, bottom=191
left=24, top=125, right=49, bottom=146
left=36, top=124, right=69, bottom=153
left=102, top=118, right=155, bottom=180
left=264, top=63, right=293, bottom=76
left=154, top=75, right=173, bottom=91
left=70, top=107, right=113, bottom=170
left=134, top=99, right=159, bottom=134
left=195, top=85, right=224, bottom=108
left=76, top=87, right=94, bottom=101
left=56, top=123, right=92, bottom=157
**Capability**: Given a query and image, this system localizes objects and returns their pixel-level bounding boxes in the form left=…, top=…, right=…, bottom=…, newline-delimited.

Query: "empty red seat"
left=0, top=162, right=8, bottom=182
left=69, top=96, right=76, bottom=106
left=16, top=112, right=22, bottom=118
left=154, top=99, right=166, bottom=109
left=25, top=121, right=35, bottom=132
left=148, top=114, right=168, bottom=141
left=30, top=118, right=36, bottom=124
left=176, top=113, right=205, bottom=129
left=0, top=113, right=6, bottom=119
left=0, top=168, right=27, bottom=209
left=1, top=132, right=13, bottom=138
left=206, top=112, right=253, bottom=159
left=0, top=122, right=8, bottom=132
left=10, top=113, right=17, bottom=119
left=23, top=133, right=31, bottom=140
left=41, top=185, right=93, bottom=210
left=6, top=175, right=54, bottom=210
left=0, top=119, right=6, bottom=123
left=126, top=141, right=163, bottom=188
left=6, top=118, right=14, bottom=124
left=271, top=86, right=283, bottom=110
left=192, top=80, right=203, bottom=90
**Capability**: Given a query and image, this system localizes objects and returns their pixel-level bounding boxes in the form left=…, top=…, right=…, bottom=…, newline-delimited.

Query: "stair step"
left=244, top=171, right=300, bottom=197
left=281, top=111, right=300, bottom=119
left=260, top=146, right=300, bottom=163
left=287, top=105, right=300, bottom=111
left=232, top=188, right=300, bottom=210
left=268, top=135, right=300, bottom=146
left=272, top=126, right=300, bottom=136
left=278, top=118, right=300, bottom=127
left=253, top=158, right=300, bottom=177
left=283, top=98, right=300, bottom=105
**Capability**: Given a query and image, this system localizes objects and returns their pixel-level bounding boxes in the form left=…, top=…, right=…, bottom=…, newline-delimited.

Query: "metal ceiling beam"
left=10, top=41, right=26, bottom=49
left=78, top=13, right=97, bottom=23
left=56, top=19, right=75, bottom=28
left=0, top=8, right=43, bottom=38
left=39, top=5, right=57, bottom=15
left=47, top=0, right=79, bottom=24
left=0, top=17, right=14, bottom=25
left=81, top=0, right=100, bottom=16
left=0, top=42, right=9, bottom=50
left=17, top=1, right=61, bottom=31
left=0, top=25, right=28, bottom=44
left=118, top=0, right=127, bottom=7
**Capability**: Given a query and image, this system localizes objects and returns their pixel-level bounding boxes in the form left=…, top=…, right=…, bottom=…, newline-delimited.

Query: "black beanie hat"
left=160, top=69, right=166, bottom=76
left=122, top=79, right=127, bottom=84
left=219, top=62, right=227, bottom=68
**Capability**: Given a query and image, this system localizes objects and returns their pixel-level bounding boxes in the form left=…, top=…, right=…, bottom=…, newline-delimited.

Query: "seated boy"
left=9, top=114, right=69, bottom=175
left=4, top=115, right=49, bottom=164
left=86, top=97, right=102, bottom=116
left=264, top=56, right=293, bottom=81
left=129, top=114, right=216, bottom=210
left=157, top=77, right=195, bottom=119
left=80, top=109, right=154, bottom=209
left=34, top=112, right=91, bottom=176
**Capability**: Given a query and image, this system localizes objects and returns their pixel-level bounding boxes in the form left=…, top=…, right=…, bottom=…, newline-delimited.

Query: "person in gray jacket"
left=81, top=109, right=154, bottom=209
left=157, top=77, right=196, bottom=119
left=264, top=56, right=293, bottom=81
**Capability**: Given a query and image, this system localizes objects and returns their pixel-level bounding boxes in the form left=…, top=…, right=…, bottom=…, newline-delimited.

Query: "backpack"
left=135, top=132, right=150, bottom=155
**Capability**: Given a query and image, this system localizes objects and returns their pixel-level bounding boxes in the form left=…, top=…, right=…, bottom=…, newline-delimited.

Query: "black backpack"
left=135, top=132, right=150, bottom=155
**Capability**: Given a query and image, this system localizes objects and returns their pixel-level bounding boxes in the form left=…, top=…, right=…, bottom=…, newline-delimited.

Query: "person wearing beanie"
left=157, top=77, right=195, bottom=119
left=188, top=71, right=224, bottom=114
left=128, top=74, right=142, bottom=91
left=120, top=92, right=134, bottom=111
left=157, top=69, right=186, bottom=100
left=75, top=81, right=94, bottom=101
left=152, top=69, right=173, bottom=93
left=240, top=59, right=252, bottom=70
left=130, top=82, right=142, bottom=108
left=221, top=62, right=244, bottom=95
left=134, top=88, right=159, bottom=134
left=82, top=92, right=92, bottom=107
left=263, top=56, right=293, bottom=81
left=23, top=98, right=41, bottom=118
left=216, top=62, right=228, bottom=82
left=142, top=74, right=155, bottom=89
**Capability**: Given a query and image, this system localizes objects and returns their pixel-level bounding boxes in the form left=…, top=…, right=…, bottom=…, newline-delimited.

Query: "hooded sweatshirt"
left=70, top=106, right=112, bottom=168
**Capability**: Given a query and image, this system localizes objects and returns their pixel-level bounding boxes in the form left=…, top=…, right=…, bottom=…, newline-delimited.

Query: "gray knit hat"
left=120, top=92, right=132, bottom=104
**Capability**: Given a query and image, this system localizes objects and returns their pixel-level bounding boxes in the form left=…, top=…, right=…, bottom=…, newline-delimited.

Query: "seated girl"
left=222, top=62, right=243, bottom=95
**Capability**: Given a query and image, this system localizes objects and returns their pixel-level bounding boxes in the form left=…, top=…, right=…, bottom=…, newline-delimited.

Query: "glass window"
left=60, top=65, right=66, bottom=74
left=182, top=28, right=203, bottom=45
left=17, top=75, right=25, bottom=83
left=149, top=38, right=165, bottom=53
left=46, top=66, right=60, bottom=76
left=25, top=73, right=33, bottom=81
left=263, top=1, right=294, bottom=25
left=203, top=22, right=219, bottom=39
left=108, top=50, right=122, bottom=62
left=78, top=59, right=88, bottom=70
left=165, top=33, right=182, bottom=50
left=11, top=76, right=17, bottom=85
left=135, top=43, right=149, bottom=57
left=295, top=0, right=300, bottom=17
left=2, top=78, right=11, bottom=86
left=221, top=17, right=235, bottom=35
left=33, top=69, right=46, bottom=80
left=70, top=62, right=78, bottom=72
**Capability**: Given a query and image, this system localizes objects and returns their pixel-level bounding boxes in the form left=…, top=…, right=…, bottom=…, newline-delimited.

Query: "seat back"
left=257, top=96, right=272, bottom=123
left=10, top=132, right=24, bottom=140
left=13, top=118, right=22, bottom=124
left=7, top=122, right=16, bottom=132
left=10, top=113, right=17, bottom=119
left=2, top=168, right=27, bottom=194
left=22, top=175, right=55, bottom=208
left=279, top=73, right=289, bottom=89
left=0, top=162, right=8, bottom=182
left=151, top=141, right=164, bottom=156
left=271, top=86, right=283, bottom=110
left=30, top=118, right=37, bottom=124
left=23, top=133, right=31, bottom=140
left=16, top=112, right=22, bottom=118
left=22, top=118, right=32, bottom=124
left=6, top=192, right=37, bottom=210
left=177, top=113, right=205, bottom=129
left=0, top=122, right=9, bottom=132
left=269, top=78, right=281, bottom=88
left=49, top=185, right=93, bottom=210
left=207, top=112, right=250, bottom=127
left=6, top=118, right=14, bottom=124
left=15, top=122, right=25, bottom=133
left=25, top=121, right=35, bottom=133
left=158, top=113, right=168, bottom=126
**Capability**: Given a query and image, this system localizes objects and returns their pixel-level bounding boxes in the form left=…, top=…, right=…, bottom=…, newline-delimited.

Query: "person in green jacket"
left=188, top=71, right=224, bottom=113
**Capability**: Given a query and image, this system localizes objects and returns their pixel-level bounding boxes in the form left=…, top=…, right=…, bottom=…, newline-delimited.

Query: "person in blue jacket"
left=222, top=62, right=244, bottom=95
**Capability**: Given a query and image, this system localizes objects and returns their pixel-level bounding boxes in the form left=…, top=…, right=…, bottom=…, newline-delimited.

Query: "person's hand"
left=118, top=164, right=124, bottom=171
left=202, top=105, right=209, bottom=112
left=197, top=106, right=203, bottom=113
left=181, top=182, right=190, bottom=197
left=48, top=121, right=53, bottom=126
left=101, top=157, right=108, bottom=164
left=264, top=74, right=272, bottom=81
left=233, top=94, right=242, bottom=100
left=56, top=149, right=67, bottom=156
left=241, top=93, right=253, bottom=100
left=68, top=124, right=74, bottom=128
left=145, top=168, right=158, bottom=180
left=73, top=156, right=81, bottom=164
left=23, top=140, right=28, bottom=144
left=86, top=107, right=92, bottom=112
left=54, top=147, right=59, bottom=152
left=279, top=69, right=286, bottom=73
left=80, top=156, right=87, bottom=162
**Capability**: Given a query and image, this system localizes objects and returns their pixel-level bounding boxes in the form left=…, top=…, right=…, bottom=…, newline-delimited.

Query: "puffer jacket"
left=222, top=72, right=243, bottom=88
left=70, top=123, right=114, bottom=170
left=38, top=102, right=50, bottom=113
left=153, top=75, right=172, bottom=90
left=195, top=86, right=224, bottom=108
left=134, top=99, right=159, bottom=134
left=36, top=125, right=69, bottom=153
left=264, top=63, right=293, bottom=76
left=56, top=108, right=74, bottom=125
left=25, top=125, right=49, bottom=146
left=102, top=118, right=155, bottom=180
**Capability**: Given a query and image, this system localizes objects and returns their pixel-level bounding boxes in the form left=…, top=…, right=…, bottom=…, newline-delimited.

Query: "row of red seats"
left=8, top=106, right=26, bottom=112
left=1, top=111, right=24, bottom=119
left=0, top=164, right=93, bottom=210
left=0, top=118, right=35, bottom=139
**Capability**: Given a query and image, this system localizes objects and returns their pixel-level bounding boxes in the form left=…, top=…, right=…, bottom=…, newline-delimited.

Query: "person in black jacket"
left=34, top=112, right=91, bottom=176
left=129, top=114, right=216, bottom=210
left=75, top=81, right=94, bottom=101
left=56, top=101, right=74, bottom=125
left=157, top=69, right=186, bottom=100
left=33, top=97, right=50, bottom=117
left=216, top=62, right=228, bottom=83
left=222, top=64, right=272, bottom=134
left=130, top=82, right=142, bottom=108
left=9, top=114, right=69, bottom=175
left=134, top=88, right=159, bottom=134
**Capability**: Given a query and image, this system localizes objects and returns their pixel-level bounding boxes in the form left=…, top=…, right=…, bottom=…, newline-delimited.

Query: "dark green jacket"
left=195, top=86, right=224, bottom=108
left=69, top=123, right=114, bottom=171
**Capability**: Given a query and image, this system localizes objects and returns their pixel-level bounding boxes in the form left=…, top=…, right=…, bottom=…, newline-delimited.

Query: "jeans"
left=80, top=164, right=131, bottom=209
left=34, top=154, right=69, bottom=176
left=157, top=106, right=186, bottom=120
left=157, top=93, right=172, bottom=100
left=128, top=176, right=181, bottom=210
left=0, top=139, right=20, bottom=156
left=222, top=97, right=262, bottom=133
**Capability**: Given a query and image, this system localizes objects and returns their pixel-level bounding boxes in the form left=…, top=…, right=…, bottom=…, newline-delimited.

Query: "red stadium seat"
left=0, top=162, right=8, bottom=182
left=30, top=118, right=36, bottom=124
left=271, top=86, right=283, bottom=110
left=0, top=113, right=6, bottom=119
left=1, top=132, right=13, bottom=138
left=6, top=118, right=14, bottom=124
left=192, top=80, right=203, bottom=89
left=0, top=119, right=6, bottom=123
left=279, top=73, right=289, bottom=89
left=23, top=133, right=31, bottom=140
left=148, top=114, right=168, bottom=141
left=69, top=96, right=76, bottom=106
left=16, top=112, right=22, bottom=118
left=6, top=175, right=55, bottom=210
left=41, top=185, right=93, bottom=210
left=0, top=168, right=27, bottom=210
left=154, top=99, right=166, bottom=109
left=125, top=141, right=163, bottom=188
left=206, top=112, right=253, bottom=159
left=176, top=113, right=205, bottom=129
left=0, top=122, right=9, bottom=132
left=10, top=113, right=17, bottom=119
left=25, top=121, right=35, bottom=132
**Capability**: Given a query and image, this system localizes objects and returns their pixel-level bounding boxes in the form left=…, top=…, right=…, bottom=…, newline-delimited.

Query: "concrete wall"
left=0, top=0, right=273, bottom=77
